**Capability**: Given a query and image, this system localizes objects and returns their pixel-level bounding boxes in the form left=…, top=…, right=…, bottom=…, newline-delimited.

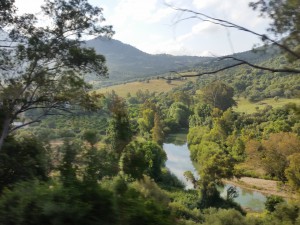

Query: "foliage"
left=285, top=153, right=300, bottom=191
left=0, top=180, right=116, bottom=225
left=250, top=0, right=300, bottom=62
left=265, top=195, right=284, bottom=213
left=201, top=81, right=236, bottom=111
left=58, top=140, right=80, bottom=187
left=120, top=140, right=166, bottom=181
left=267, top=202, right=300, bottom=225
left=106, top=94, right=132, bottom=154
left=168, top=102, right=190, bottom=128
left=201, top=208, right=248, bottom=225
left=132, top=175, right=170, bottom=206
left=152, top=113, right=165, bottom=145
left=82, top=129, right=99, bottom=147
left=0, top=135, right=50, bottom=191
left=158, top=168, right=185, bottom=189
left=0, top=0, right=113, bottom=150
left=261, top=132, right=300, bottom=181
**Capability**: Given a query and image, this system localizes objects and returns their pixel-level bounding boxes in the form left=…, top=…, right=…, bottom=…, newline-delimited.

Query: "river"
left=163, top=132, right=267, bottom=211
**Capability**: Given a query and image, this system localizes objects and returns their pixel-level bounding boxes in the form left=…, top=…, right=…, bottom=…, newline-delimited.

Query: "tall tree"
left=0, top=0, right=114, bottom=150
left=152, top=112, right=165, bottom=146
left=106, top=95, right=132, bottom=155
left=202, top=81, right=236, bottom=111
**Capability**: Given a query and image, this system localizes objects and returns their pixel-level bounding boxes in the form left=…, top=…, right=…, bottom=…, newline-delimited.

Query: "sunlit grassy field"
left=235, top=97, right=300, bottom=114
left=95, top=78, right=193, bottom=97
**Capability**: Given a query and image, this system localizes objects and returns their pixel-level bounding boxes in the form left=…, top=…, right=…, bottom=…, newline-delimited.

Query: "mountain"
left=85, top=37, right=210, bottom=86
left=85, top=37, right=279, bottom=87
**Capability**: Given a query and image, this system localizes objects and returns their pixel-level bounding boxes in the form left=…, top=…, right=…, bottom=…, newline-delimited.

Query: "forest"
left=0, top=0, right=300, bottom=225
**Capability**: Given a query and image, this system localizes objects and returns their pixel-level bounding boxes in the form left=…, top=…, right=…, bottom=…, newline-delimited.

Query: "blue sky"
left=15, top=0, right=271, bottom=56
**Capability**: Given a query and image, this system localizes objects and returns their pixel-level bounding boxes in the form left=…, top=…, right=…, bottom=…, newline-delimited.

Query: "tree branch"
left=169, top=5, right=300, bottom=60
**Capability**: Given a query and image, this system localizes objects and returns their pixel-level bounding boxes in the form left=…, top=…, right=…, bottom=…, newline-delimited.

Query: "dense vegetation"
left=1, top=0, right=300, bottom=224
left=4, top=66, right=299, bottom=224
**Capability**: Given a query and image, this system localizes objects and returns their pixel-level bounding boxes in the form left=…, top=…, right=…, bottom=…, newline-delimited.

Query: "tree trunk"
left=0, top=116, right=11, bottom=152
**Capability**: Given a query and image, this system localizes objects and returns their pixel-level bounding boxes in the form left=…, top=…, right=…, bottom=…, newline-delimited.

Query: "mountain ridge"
left=85, top=37, right=210, bottom=86
left=85, top=37, right=277, bottom=87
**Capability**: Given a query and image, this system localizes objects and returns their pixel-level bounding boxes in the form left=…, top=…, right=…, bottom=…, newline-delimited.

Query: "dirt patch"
left=224, top=177, right=298, bottom=199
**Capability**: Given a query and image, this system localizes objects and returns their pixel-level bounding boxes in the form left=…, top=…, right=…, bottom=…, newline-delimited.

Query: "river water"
left=163, top=132, right=267, bottom=211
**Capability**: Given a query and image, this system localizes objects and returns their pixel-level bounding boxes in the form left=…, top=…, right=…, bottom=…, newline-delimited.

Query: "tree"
left=106, top=95, right=132, bottom=155
left=120, top=140, right=166, bottom=181
left=138, top=108, right=155, bottom=135
left=168, top=102, right=190, bottom=127
left=249, top=0, right=300, bottom=62
left=152, top=113, right=165, bottom=146
left=265, top=195, right=284, bottom=213
left=0, top=0, right=114, bottom=151
left=82, top=129, right=98, bottom=147
left=261, top=132, right=300, bottom=181
left=285, top=153, right=300, bottom=192
left=202, top=81, right=236, bottom=111
left=0, top=135, right=50, bottom=191
left=58, top=140, right=80, bottom=187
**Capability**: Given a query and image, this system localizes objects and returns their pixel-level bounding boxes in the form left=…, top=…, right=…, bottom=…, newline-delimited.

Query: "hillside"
left=85, top=37, right=209, bottom=86
left=85, top=37, right=279, bottom=87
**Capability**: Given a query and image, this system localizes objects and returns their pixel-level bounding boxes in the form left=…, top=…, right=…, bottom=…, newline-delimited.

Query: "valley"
left=1, top=1, right=300, bottom=224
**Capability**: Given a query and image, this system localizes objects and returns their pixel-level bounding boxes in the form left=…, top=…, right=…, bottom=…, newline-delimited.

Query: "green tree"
left=120, top=140, right=166, bottom=181
left=194, top=141, right=236, bottom=207
left=0, top=135, right=50, bottom=191
left=152, top=113, right=165, bottom=146
left=138, top=108, right=155, bottom=135
left=168, top=102, right=190, bottom=128
left=201, top=208, right=247, bottom=225
left=250, top=0, right=300, bottom=62
left=106, top=95, right=132, bottom=155
left=0, top=0, right=113, bottom=151
left=58, top=140, right=80, bottom=187
left=265, top=195, right=284, bottom=213
left=82, top=129, right=98, bottom=147
left=285, top=153, right=300, bottom=192
left=202, top=81, right=236, bottom=111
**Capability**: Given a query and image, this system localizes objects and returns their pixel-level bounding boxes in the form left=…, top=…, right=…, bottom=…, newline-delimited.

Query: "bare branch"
left=169, top=5, right=300, bottom=60
left=10, top=119, right=42, bottom=132
left=222, top=56, right=300, bottom=73
left=162, top=56, right=300, bottom=79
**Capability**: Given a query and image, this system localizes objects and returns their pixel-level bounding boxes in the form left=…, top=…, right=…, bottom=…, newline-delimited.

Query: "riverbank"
left=224, top=177, right=298, bottom=199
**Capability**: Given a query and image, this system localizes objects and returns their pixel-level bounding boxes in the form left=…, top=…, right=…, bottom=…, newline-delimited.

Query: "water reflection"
left=163, top=142, right=197, bottom=189
left=163, top=133, right=266, bottom=211
left=220, top=185, right=266, bottom=211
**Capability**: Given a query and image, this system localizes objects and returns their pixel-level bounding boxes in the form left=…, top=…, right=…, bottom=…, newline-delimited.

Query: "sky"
left=15, top=0, right=271, bottom=57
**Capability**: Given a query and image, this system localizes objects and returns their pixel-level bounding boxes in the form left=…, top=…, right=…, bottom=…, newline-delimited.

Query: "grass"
left=234, top=97, right=300, bottom=114
left=95, top=78, right=194, bottom=97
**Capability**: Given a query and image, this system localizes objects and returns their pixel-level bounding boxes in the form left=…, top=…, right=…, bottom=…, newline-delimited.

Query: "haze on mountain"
left=85, top=36, right=277, bottom=87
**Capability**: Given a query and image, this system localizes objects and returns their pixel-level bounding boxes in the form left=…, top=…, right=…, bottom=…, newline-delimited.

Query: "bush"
left=0, top=181, right=116, bottom=225
left=0, top=136, right=50, bottom=191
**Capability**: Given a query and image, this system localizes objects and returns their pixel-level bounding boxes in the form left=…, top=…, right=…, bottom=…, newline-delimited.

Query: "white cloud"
left=192, top=0, right=219, bottom=10
left=191, top=0, right=269, bottom=29
left=175, top=21, right=220, bottom=43
left=109, top=0, right=159, bottom=27
left=192, top=22, right=220, bottom=34
left=148, top=7, right=174, bottom=23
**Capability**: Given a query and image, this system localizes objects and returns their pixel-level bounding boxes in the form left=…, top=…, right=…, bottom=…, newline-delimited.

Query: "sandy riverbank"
left=224, top=177, right=298, bottom=199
